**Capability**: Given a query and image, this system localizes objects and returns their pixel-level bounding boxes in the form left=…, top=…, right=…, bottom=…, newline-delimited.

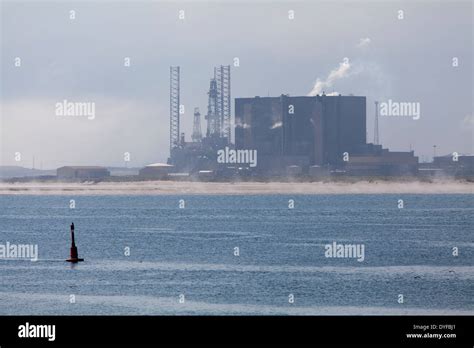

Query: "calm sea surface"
left=0, top=194, right=472, bottom=315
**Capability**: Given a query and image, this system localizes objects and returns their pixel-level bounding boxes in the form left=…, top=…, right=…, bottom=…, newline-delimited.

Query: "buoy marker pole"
left=66, top=222, right=84, bottom=263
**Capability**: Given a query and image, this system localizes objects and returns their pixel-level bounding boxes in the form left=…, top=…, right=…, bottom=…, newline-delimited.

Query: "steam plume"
left=308, top=60, right=351, bottom=96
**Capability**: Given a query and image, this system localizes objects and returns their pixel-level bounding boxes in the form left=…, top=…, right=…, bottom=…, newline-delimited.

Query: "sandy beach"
left=0, top=180, right=472, bottom=195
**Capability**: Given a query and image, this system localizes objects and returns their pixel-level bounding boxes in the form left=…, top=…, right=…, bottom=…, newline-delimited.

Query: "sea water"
left=0, top=194, right=472, bottom=315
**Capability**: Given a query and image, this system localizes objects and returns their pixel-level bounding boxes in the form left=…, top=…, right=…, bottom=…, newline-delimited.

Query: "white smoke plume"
left=461, top=114, right=474, bottom=127
left=235, top=120, right=251, bottom=129
left=270, top=121, right=282, bottom=129
left=357, top=37, right=371, bottom=48
left=308, top=60, right=351, bottom=96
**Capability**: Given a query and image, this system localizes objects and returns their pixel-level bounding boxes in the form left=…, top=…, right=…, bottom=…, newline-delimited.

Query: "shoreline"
left=0, top=180, right=472, bottom=195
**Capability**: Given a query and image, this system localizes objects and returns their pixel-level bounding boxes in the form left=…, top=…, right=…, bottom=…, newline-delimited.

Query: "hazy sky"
left=1, top=0, right=472, bottom=168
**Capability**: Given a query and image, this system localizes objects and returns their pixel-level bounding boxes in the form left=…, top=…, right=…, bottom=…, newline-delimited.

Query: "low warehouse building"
left=344, top=150, right=418, bottom=176
left=57, top=166, right=110, bottom=180
left=139, top=163, right=174, bottom=179
left=433, top=155, right=474, bottom=177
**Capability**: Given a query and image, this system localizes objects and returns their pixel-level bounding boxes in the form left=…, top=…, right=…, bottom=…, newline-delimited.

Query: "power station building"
left=235, top=94, right=365, bottom=173
left=235, top=94, right=418, bottom=176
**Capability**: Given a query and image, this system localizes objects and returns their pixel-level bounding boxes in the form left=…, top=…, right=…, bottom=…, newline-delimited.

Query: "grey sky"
left=1, top=0, right=472, bottom=168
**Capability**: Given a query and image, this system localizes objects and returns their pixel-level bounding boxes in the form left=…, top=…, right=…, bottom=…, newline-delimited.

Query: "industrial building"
left=234, top=94, right=418, bottom=176
left=57, top=166, right=110, bottom=180
left=423, top=154, right=474, bottom=178
left=343, top=144, right=418, bottom=176
left=138, top=163, right=174, bottom=179
left=235, top=94, right=366, bottom=174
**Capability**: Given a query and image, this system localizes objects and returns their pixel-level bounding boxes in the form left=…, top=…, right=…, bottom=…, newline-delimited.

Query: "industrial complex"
left=164, top=65, right=425, bottom=179
left=7, top=64, right=471, bottom=182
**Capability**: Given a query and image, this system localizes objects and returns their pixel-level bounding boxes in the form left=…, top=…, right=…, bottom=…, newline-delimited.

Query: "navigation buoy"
left=66, top=222, right=84, bottom=263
